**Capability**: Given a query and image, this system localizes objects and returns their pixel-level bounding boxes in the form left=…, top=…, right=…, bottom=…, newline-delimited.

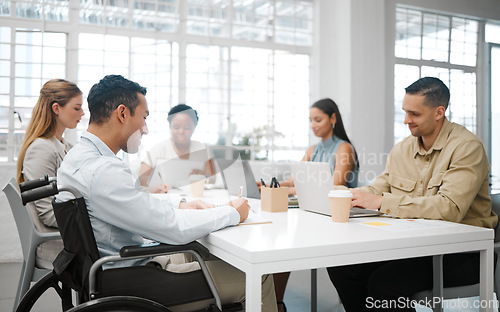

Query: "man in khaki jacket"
left=328, top=77, right=498, bottom=312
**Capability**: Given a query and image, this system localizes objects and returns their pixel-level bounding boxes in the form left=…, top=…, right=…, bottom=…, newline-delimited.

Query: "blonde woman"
left=16, top=79, right=83, bottom=268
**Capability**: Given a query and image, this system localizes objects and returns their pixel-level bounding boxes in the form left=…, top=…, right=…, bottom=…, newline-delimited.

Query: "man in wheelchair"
left=54, top=75, right=277, bottom=311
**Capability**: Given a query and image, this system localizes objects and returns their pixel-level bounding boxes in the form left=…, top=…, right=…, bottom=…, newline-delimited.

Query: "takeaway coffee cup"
left=189, top=175, right=206, bottom=198
left=328, top=189, right=353, bottom=223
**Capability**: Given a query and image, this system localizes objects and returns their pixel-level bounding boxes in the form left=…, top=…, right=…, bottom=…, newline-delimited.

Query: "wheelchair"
left=15, top=175, right=242, bottom=312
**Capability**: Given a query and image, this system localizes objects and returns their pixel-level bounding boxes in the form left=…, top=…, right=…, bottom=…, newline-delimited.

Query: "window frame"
left=0, top=0, right=313, bottom=163
left=394, top=5, right=482, bottom=145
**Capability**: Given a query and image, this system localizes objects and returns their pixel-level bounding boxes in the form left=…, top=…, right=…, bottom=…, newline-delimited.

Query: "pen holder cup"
left=261, top=186, right=289, bottom=213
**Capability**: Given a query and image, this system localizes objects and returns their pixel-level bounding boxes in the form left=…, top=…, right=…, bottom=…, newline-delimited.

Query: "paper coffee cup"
left=189, top=175, right=206, bottom=198
left=328, top=189, right=353, bottom=223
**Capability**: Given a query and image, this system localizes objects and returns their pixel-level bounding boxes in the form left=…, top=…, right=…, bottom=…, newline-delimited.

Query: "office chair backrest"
left=492, top=193, right=500, bottom=243
left=3, top=178, right=38, bottom=259
left=4, top=178, right=64, bottom=312
left=52, top=196, right=101, bottom=296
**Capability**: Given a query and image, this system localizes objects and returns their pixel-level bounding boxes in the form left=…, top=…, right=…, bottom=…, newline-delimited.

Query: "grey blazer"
left=22, top=136, right=71, bottom=268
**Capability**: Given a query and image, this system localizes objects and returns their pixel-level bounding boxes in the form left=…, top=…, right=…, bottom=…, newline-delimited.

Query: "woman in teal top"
left=309, top=98, right=359, bottom=188
left=267, top=98, right=359, bottom=195
left=269, top=98, right=359, bottom=312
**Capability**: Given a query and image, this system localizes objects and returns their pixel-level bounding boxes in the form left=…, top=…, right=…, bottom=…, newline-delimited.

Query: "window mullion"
left=8, top=27, right=16, bottom=162
left=395, top=57, right=476, bottom=73
left=226, top=47, right=232, bottom=149
left=178, top=0, right=187, bottom=104
left=419, top=12, right=424, bottom=67
left=269, top=50, right=275, bottom=161
left=447, top=17, right=452, bottom=63
left=169, top=42, right=173, bottom=111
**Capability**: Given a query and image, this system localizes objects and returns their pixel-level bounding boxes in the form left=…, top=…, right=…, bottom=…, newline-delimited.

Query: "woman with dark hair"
left=307, top=98, right=359, bottom=188
left=262, top=98, right=359, bottom=312
left=138, top=104, right=213, bottom=191
left=258, top=98, right=359, bottom=195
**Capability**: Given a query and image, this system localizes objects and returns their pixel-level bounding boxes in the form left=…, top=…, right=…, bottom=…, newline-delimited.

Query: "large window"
left=491, top=44, right=500, bottom=194
left=0, top=0, right=312, bottom=162
left=394, top=7, right=479, bottom=144
left=0, top=26, right=67, bottom=161
left=13, top=0, right=70, bottom=21
left=130, top=37, right=179, bottom=147
left=0, top=26, right=11, bottom=161
left=184, top=44, right=309, bottom=160
left=487, top=23, right=500, bottom=193
left=186, top=0, right=313, bottom=45
left=76, top=33, right=180, bottom=146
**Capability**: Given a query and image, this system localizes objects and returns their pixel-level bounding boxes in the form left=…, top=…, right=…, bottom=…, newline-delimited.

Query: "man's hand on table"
left=228, top=198, right=250, bottom=223
left=350, top=188, right=383, bottom=211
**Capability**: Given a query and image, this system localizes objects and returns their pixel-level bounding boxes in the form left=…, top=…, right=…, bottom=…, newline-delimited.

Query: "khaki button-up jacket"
left=361, top=118, right=497, bottom=229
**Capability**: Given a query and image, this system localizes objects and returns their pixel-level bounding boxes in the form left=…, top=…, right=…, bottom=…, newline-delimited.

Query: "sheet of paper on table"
left=240, top=210, right=272, bottom=225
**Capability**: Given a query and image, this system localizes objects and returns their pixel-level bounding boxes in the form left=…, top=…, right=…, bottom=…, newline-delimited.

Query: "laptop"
left=148, top=158, right=205, bottom=188
left=213, top=158, right=261, bottom=199
left=289, top=161, right=382, bottom=218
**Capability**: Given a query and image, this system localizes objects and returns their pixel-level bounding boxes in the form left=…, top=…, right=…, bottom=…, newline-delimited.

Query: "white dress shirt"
left=55, top=132, right=239, bottom=268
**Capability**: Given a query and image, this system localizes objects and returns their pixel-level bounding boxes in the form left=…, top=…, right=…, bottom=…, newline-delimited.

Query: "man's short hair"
left=405, top=77, right=450, bottom=110
left=87, top=75, right=147, bottom=124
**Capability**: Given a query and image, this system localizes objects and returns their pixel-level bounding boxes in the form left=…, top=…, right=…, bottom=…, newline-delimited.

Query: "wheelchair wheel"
left=66, top=296, right=173, bottom=312
left=15, top=271, right=73, bottom=312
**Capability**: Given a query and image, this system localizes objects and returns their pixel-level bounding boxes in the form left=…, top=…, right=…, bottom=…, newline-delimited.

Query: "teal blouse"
left=310, top=135, right=358, bottom=188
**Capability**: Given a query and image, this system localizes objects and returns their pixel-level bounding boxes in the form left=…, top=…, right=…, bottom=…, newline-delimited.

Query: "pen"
left=147, top=151, right=154, bottom=168
left=260, top=178, right=266, bottom=187
left=158, top=171, right=165, bottom=185
left=238, top=186, right=244, bottom=198
left=271, top=177, right=280, bottom=188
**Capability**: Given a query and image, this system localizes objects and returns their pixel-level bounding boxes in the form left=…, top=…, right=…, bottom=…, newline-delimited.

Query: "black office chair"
left=411, top=193, right=500, bottom=311
left=15, top=176, right=242, bottom=312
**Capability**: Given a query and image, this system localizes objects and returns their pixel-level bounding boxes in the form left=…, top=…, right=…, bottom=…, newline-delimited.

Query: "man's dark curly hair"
left=87, top=75, right=147, bottom=124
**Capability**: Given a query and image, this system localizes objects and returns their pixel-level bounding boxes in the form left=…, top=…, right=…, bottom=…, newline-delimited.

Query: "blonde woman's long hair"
left=17, top=79, right=82, bottom=184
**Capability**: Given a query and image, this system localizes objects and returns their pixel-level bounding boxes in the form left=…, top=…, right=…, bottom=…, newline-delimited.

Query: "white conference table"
left=198, top=206, right=495, bottom=311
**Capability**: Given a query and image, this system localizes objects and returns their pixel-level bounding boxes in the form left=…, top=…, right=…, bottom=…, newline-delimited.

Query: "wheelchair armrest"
left=39, top=231, right=61, bottom=240
left=120, top=241, right=210, bottom=259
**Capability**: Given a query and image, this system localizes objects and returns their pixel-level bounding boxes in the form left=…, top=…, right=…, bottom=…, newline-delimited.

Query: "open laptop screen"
left=290, top=161, right=381, bottom=218
left=213, top=158, right=261, bottom=199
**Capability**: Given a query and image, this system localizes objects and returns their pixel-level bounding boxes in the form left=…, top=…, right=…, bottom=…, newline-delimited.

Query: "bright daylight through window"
left=394, top=7, right=478, bottom=144
left=0, top=0, right=312, bottom=163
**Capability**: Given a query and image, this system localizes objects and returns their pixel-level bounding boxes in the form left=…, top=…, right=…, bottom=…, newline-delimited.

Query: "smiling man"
left=55, top=75, right=277, bottom=311
left=327, top=77, right=497, bottom=312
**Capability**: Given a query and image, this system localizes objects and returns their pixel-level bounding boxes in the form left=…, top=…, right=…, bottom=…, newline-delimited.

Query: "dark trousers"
left=327, top=253, right=480, bottom=312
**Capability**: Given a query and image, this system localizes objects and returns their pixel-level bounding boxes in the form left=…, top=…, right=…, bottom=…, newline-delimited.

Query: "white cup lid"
left=328, top=190, right=353, bottom=198
left=189, top=174, right=206, bottom=182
